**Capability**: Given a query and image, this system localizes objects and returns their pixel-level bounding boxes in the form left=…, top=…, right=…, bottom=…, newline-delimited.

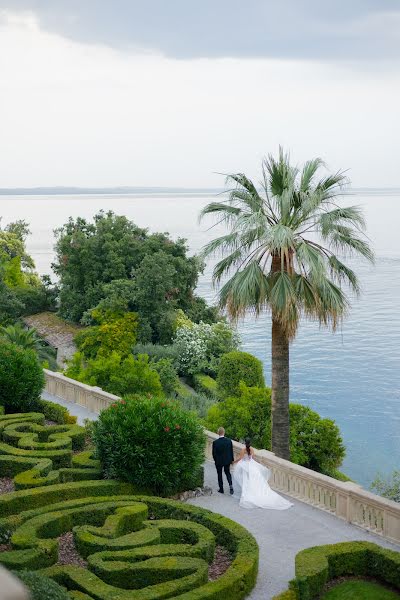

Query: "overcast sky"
left=0, top=1, right=399, bottom=187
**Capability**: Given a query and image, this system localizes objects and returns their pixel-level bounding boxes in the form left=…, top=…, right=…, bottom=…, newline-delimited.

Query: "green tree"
left=75, top=311, right=139, bottom=359
left=53, top=211, right=211, bottom=341
left=200, top=149, right=373, bottom=459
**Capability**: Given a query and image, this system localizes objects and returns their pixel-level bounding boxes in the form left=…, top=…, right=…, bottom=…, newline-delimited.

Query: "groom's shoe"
left=230, top=487, right=234, bottom=495
left=217, top=489, right=224, bottom=494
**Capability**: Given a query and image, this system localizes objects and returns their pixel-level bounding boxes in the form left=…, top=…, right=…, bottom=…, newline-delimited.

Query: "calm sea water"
left=1, top=191, right=399, bottom=487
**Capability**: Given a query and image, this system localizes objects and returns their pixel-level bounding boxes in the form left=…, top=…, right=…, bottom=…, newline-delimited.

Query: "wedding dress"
left=232, top=454, right=293, bottom=510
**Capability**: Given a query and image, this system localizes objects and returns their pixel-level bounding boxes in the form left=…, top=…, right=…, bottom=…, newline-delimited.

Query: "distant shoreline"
left=0, top=186, right=400, bottom=197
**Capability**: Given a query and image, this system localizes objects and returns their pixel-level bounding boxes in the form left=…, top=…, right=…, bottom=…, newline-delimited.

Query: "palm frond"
left=318, top=206, right=366, bottom=237
left=328, top=256, right=361, bottom=295
left=300, top=158, right=325, bottom=192
left=219, top=261, right=270, bottom=320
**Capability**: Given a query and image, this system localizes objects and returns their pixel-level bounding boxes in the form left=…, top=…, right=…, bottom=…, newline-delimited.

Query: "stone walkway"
left=42, top=391, right=400, bottom=600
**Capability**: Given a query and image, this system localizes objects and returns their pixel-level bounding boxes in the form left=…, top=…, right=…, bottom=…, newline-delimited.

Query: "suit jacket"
left=212, top=436, right=234, bottom=467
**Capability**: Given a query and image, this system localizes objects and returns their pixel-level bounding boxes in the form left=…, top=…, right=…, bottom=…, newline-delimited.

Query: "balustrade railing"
left=43, top=369, right=400, bottom=545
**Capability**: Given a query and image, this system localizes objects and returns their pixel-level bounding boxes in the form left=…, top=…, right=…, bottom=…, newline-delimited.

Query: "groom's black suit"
left=212, top=436, right=234, bottom=493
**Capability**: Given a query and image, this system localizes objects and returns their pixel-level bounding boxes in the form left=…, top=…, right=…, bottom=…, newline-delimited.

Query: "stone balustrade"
left=43, top=369, right=400, bottom=545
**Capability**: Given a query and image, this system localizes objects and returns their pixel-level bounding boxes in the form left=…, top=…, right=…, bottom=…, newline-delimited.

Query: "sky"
left=0, top=1, right=399, bottom=188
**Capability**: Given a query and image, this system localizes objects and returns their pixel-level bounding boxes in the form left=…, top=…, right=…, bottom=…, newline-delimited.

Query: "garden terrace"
left=41, top=374, right=400, bottom=599
left=0, top=481, right=258, bottom=599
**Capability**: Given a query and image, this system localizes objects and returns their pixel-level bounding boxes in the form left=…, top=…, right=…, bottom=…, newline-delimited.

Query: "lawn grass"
left=322, top=579, right=400, bottom=599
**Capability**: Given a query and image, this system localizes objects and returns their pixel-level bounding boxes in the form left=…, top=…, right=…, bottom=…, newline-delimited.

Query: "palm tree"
left=200, top=149, right=373, bottom=460
left=0, top=323, right=56, bottom=368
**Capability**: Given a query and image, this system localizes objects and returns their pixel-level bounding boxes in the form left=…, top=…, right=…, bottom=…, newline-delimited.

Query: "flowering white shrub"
left=174, top=320, right=240, bottom=376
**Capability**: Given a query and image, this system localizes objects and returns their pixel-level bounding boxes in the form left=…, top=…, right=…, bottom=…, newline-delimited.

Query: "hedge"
left=0, top=411, right=95, bottom=490
left=0, top=493, right=258, bottom=600
left=273, top=541, right=400, bottom=599
left=14, top=570, right=70, bottom=600
left=37, top=399, right=77, bottom=425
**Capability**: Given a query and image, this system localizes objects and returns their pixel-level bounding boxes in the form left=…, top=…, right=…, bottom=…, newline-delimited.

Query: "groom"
left=212, top=427, right=234, bottom=495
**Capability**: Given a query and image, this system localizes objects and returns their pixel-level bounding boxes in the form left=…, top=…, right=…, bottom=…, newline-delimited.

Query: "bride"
left=232, top=438, right=293, bottom=510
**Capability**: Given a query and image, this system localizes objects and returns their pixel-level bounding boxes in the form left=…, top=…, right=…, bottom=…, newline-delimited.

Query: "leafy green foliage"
left=53, top=211, right=211, bottom=343
left=216, top=351, right=265, bottom=397
left=75, top=311, right=139, bottom=359
left=0, top=323, right=56, bottom=368
left=283, top=541, right=400, bottom=600
left=92, top=396, right=205, bottom=495
left=132, top=342, right=179, bottom=363
left=151, top=358, right=180, bottom=396
left=174, top=321, right=240, bottom=377
left=205, top=384, right=345, bottom=474
left=192, top=373, right=219, bottom=399
left=14, top=571, right=70, bottom=600
left=371, top=470, right=400, bottom=503
left=0, top=221, right=57, bottom=322
left=0, top=342, right=44, bottom=413
left=206, top=385, right=272, bottom=447
left=177, top=392, right=216, bottom=420
left=65, top=352, right=162, bottom=397
left=0, top=280, right=25, bottom=325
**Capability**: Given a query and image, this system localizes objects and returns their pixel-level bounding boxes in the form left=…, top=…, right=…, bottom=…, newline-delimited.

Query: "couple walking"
left=212, top=427, right=293, bottom=510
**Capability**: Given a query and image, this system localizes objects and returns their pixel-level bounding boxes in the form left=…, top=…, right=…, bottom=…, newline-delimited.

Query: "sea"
left=0, top=190, right=399, bottom=488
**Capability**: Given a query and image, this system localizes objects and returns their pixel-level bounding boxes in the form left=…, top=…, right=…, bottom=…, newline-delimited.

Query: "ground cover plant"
left=322, top=579, right=400, bottom=599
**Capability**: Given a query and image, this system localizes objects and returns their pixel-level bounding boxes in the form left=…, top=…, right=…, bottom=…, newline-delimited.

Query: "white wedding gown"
left=232, top=455, right=293, bottom=510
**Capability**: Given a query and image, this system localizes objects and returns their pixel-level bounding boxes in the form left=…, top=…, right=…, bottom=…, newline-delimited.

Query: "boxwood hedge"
left=273, top=541, right=400, bottom=599
left=0, top=490, right=258, bottom=600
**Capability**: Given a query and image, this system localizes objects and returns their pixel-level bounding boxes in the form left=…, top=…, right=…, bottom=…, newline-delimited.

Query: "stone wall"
left=43, top=369, right=400, bottom=545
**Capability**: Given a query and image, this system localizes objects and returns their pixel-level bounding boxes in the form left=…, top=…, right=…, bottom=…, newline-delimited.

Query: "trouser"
left=216, top=464, right=233, bottom=491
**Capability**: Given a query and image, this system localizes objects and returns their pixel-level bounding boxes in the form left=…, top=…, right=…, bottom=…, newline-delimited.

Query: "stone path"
left=42, top=391, right=400, bottom=600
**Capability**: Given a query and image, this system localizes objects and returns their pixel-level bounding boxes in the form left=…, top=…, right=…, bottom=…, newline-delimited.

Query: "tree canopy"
left=54, top=211, right=217, bottom=342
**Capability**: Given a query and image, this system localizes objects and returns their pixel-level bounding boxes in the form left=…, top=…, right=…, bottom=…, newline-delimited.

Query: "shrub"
left=205, top=384, right=345, bottom=474
left=132, top=342, right=179, bottom=363
left=192, top=373, right=219, bottom=399
left=371, top=470, right=400, bottom=503
left=14, top=570, right=70, bottom=600
left=174, top=321, right=240, bottom=377
left=92, top=396, right=205, bottom=495
left=177, top=392, right=216, bottom=420
left=217, top=351, right=265, bottom=397
left=151, top=358, right=179, bottom=396
left=205, top=384, right=271, bottom=446
left=65, top=352, right=162, bottom=397
left=75, top=312, right=139, bottom=359
left=38, top=399, right=77, bottom=425
left=289, top=404, right=345, bottom=474
left=0, top=342, right=44, bottom=413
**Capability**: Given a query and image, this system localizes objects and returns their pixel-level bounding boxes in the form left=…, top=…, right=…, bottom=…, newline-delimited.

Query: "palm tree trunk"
left=271, top=313, right=290, bottom=459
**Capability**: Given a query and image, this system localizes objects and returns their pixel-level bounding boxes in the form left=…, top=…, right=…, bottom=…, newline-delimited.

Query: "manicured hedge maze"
left=0, top=413, right=258, bottom=599
left=273, top=541, right=400, bottom=599
left=0, top=411, right=101, bottom=489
